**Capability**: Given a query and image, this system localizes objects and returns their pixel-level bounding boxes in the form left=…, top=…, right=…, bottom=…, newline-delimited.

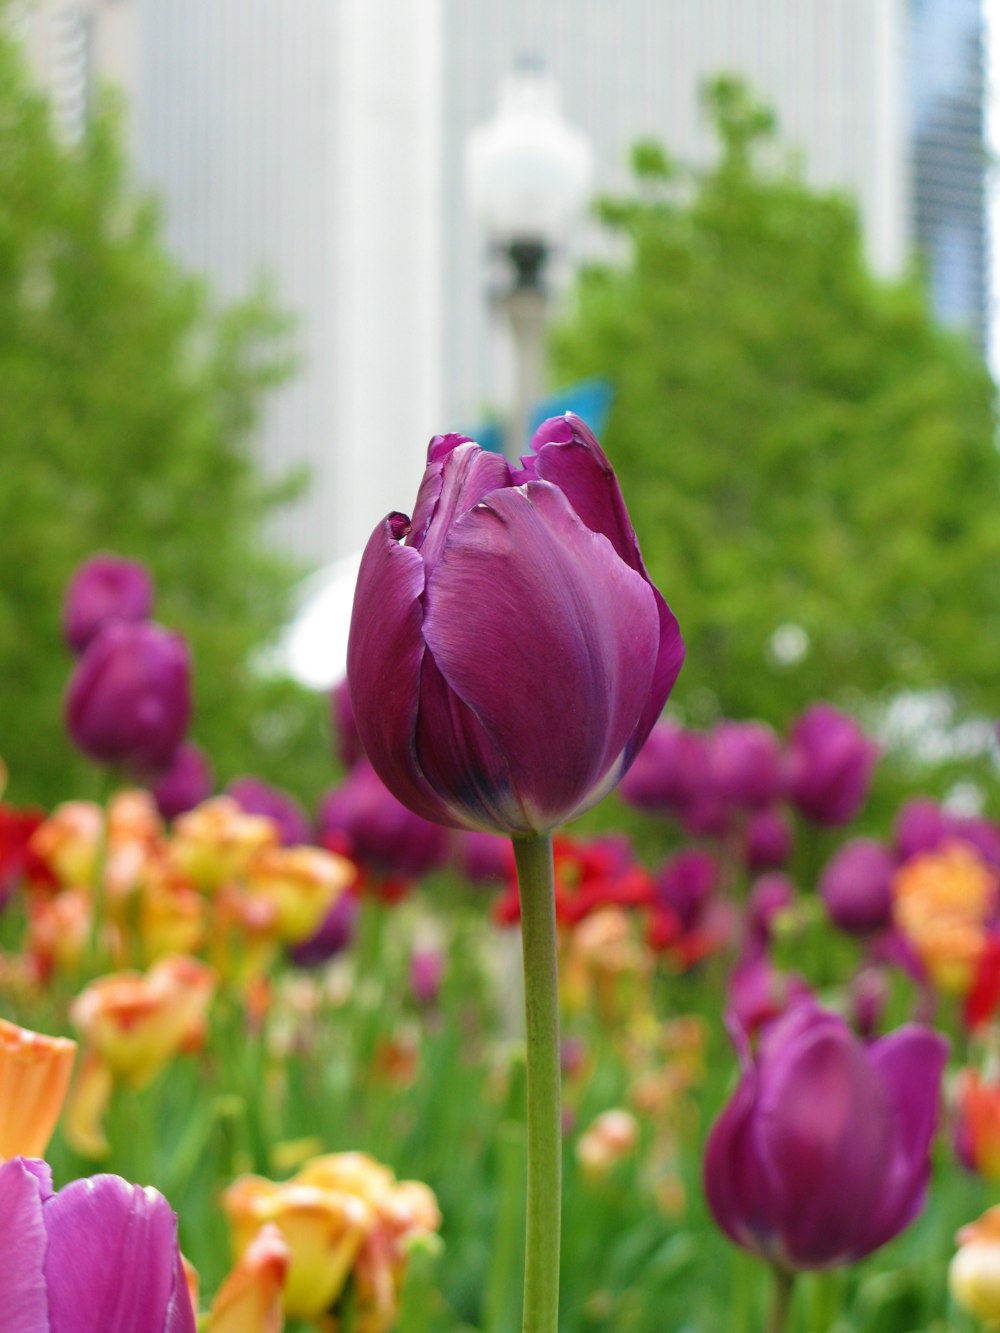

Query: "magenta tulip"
left=704, top=1002, right=947, bottom=1270
left=0, top=1157, right=195, bottom=1331
left=62, top=554, right=154, bottom=656
left=618, top=721, right=704, bottom=816
left=786, top=704, right=879, bottom=827
left=227, top=777, right=311, bottom=847
left=744, top=808, right=793, bottom=872
left=151, top=742, right=213, bottom=820
left=819, top=838, right=895, bottom=936
left=65, top=622, right=191, bottom=774
left=654, top=849, right=719, bottom=933
left=710, top=720, right=783, bottom=811
left=347, top=415, right=683, bottom=835
left=454, top=830, right=516, bottom=886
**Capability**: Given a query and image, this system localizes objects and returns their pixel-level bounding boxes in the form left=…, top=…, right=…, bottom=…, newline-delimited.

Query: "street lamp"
left=466, top=58, right=593, bottom=458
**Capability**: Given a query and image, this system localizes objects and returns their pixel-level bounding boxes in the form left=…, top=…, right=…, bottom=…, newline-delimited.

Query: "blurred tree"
left=0, top=18, right=332, bottom=807
left=553, top=79, right=1000, bottom=755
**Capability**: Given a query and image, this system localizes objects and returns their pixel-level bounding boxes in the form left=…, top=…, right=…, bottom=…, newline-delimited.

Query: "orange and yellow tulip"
left=0, top=1018, right=76, bottom=1159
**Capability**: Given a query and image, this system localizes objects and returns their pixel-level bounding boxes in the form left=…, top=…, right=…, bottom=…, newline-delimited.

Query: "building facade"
left=16, top=0, right=990, bottom=567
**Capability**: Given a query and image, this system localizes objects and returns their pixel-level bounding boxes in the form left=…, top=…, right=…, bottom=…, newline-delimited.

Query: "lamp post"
left=467, top=58, right=593, bottom=459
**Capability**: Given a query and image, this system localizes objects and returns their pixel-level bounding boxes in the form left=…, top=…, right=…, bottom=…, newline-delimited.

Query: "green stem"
left=767, top=1267, right=795, bottom=1333
left=512, top=833, right=561, bottom=1333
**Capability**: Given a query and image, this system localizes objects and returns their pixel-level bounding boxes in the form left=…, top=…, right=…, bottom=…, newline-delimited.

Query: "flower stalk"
left=513, top=833, right=561, bottom=1333
left=767, top=1268, right=795, bottom=1333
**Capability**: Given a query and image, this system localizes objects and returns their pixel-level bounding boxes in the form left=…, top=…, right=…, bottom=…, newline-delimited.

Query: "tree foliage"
left=0, top=20, right=330, bottom=806
left=553, top=80, right=1000, bottom=755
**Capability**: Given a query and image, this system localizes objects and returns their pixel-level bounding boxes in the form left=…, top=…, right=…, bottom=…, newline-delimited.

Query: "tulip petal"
left=45, top=1176, right=195, bottom=1333
left=703, top=1068, right=785, bottom=1263
left=421, top=481, right=659, bottom=832
left=858, top=1026, right=948, bottom=1253
left=407, top=442, right=512, bottom=571
left=532, top=415, right=684, bottom=756
left=347, top=516, right=456, bottom=828
left=753, top=1014, right=891, bottom=1266
left=0, top=1157, right=50, bottom=1332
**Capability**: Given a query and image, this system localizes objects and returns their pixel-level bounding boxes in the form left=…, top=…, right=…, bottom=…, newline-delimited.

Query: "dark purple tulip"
left=618, top=721, right=702, bottom=815
left=704, top=1002, right=947, bottom=1270
left=710, top=721, right=783, bottom=811
left=654, top=850, right=719, bottom=932
left=454, top=830, right=516, bottom=886
left=289, top=892, right=358, bottom=968
left=330, top=678, right=364, bottom=770
left=227, top=777, right=311, bottom=847
left=318, top=759, right=450, bottom=879
left=0, top=1156, right=195, bottom=1332
left=786, top=704, right=879, bottom=827
left=744, top=807, right=793, bottom=872
left=820, top=838, right=895, bottom=936
left=347, top=415, right=684, bottom=835
left=849, top=967, right=890, bottom=1039
left=65, top=621, right=191, bottom=775
left=151, top=742, right=213, bottom=820
left=62, top=554, right=154, bottom=656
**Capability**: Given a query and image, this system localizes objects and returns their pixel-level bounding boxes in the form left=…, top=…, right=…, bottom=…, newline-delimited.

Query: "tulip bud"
left=152, top=742, right=214, bottom=820
left=330, top=677, right=365, bottom=770
left=65, top=621, right=191, bottom=775
left=208, top=1222, right=289, bottom=1333
left=954, top=1069, right=1000, bottom=1181
left=409, top=948, right=445, bottom=1007
left=318, top=761, right=450, bottom=880
left=653, top=850, right=718, bottom=933
left=744, top=807, right=793, bottom=871
left=892, top=842, right=998, bottom=995
left=244, top=846, right=353, bottom=944
left=347, top=415, right=683, bottom=835
left=820, top=838, right=895, bottom=935
left=704, top=1002, right=947, bottom=1269
left=786, top=704, right=878, bottom=827
left=709, top=720, right=783, bottom=810
left=453, top=830, right=516, bottom=886
left=63, top=553, right=154, bottom=655
left=170, top=797, right=279, bottom=892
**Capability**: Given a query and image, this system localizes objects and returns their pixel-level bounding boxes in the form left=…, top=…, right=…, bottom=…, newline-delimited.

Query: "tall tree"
left=0, top=18, right=330, bottom=806
left=553, top=80, right=1000, bottom=757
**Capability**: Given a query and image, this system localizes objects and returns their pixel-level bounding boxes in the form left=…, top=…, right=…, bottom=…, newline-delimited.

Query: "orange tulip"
left=28, top=887, right=92, bottom=980
left=956, top=1069, right=1000, bottom=1182
left=951, top=1205, right=1000, bottom=1322
left=70, top=954, right=216, bottom=1087
left=0, top=1018, right=76, bottom=1159
left=208, top=1223, right=290, bottom=1333
left=30, top=801, right=103, bottom=886
left=893, top=842, right=998, bottom=995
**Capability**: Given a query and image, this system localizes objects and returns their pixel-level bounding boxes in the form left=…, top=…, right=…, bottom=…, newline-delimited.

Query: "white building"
left=15, top=0, right=987, bottom=568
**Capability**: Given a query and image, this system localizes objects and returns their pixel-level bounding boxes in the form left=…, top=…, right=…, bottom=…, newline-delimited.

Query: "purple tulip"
left=727, top=954, right=812, bottom=1038
left=65, top=622, right=191, bottom=775
left=745, top=873, right=796, bottom=948
left=227, top=777, right=311, bottom=847
left=654, top=850, right=719, bottom=932
left=330, top=678, right=364, bottom=770
left=318, top=759, right=450, bottom=879
left=0, top=1156, right=195, bottom=1331
left=704, top=1002, right=947, bottom=1270
left=710, top=721, right=783, bottom=811
left=289, top=892, right=358, bottom=968
left=410, top=948, right=445, bottom=1006
left=819, top=838, right=895, bottom=936
left=849, top=967, right=890, bottom=1039
left=893, top=798, right=948, bottom=863
left=454, top=830, right=516, bottom=886
left=618, top=721, right=702, bottom=815
left=347, top=415, right=684, bottom=835
left=786, top=704, right=879, bottom=827
left=62, top=554, right=154, bottom=656
left=744, top=808, right=793, bottom=872
left=151, top=742, right=213, bottom=820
